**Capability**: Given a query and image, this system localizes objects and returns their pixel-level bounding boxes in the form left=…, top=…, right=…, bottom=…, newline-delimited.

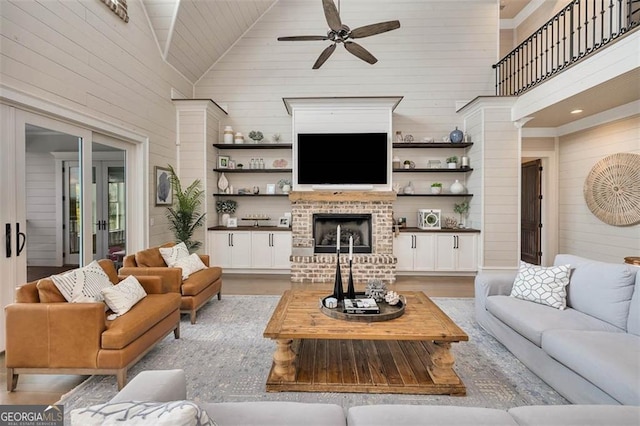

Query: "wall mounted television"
left=297, top=133, right=389, bottom=186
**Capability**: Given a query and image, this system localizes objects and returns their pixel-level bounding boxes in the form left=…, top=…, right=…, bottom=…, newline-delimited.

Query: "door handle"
left=16, top=222, right=26, bottom=256
left=5, top=223, right=11, bottom=258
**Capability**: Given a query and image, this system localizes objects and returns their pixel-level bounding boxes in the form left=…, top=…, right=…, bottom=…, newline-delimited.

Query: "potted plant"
left=446, top=156, right=458, bottom=169
left=165, top=165, right=206, bottom=251
left=431, top=182, right=443, bottom=194
left=278, top=178, right=292, bottom=194
left=248, top=130, right=264, bottom=143
left=454, top=200, right=470, bottom=228
left=216, top=199, right=237, bottom=227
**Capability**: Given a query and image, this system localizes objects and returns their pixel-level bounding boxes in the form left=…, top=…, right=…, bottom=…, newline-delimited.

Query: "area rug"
left=58, top=296, right=568, bottom=418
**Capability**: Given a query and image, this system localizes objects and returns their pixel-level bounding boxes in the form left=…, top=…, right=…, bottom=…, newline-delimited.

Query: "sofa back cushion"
left=627, top=272, right=640, bottom=336
left=15, top=282, right=40, bottom=303
left=36, top=278, right=67, bottom=303
left=555, top=254, right=636, bottom=330
left=134, top=243, right=174, bottom=267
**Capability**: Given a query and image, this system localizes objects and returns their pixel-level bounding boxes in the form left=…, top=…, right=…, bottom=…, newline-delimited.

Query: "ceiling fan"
left=277, top=0, right=400, bottom=69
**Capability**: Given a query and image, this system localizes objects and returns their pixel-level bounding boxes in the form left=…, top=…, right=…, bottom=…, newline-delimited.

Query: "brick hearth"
left=289, top=191, right=397, bottom=283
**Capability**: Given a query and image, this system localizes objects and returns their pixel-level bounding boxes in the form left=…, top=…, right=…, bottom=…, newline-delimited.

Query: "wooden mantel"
left=288, top=191, right=397, bottom=202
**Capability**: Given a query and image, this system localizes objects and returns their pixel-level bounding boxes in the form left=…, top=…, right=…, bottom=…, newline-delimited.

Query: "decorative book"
left=343, top=298, right=380, bottom=314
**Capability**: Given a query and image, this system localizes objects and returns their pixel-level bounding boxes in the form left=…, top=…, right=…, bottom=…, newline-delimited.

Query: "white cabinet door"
left=251, top=232, right=273, bottom=269
left=435, top=234, right=456, bottom=271
left=413, top=234, right=436, bottom=271
left=251, top=231, right=292, bottom=269
left=393, top=233, right=435, bottom=271
left=271, top=232, right=292, bottom=269
left=209, top=231, right=251, bottom=268
left=455, top=234, right=478, bottom=271
left=393, top=234, right=414, bottom=271
left=434, top=233, right=478, bottom=271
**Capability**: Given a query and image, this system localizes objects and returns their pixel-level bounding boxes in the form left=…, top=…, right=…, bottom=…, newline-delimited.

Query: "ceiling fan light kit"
left=278, top=0, right=400, bottom=69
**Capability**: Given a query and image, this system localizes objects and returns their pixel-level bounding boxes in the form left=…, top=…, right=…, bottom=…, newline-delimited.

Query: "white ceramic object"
left=431, top=186, right=442, bottom=194
left=221, top=213, right=230, bottom=227
left=223, top=126, right=234, bottom=144
left=217, top=172, right=229, bottom=192
left=450, top=179, right=465, bottom=194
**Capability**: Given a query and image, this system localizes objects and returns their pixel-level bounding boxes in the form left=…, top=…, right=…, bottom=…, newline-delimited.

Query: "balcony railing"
left=494, top=0, right=640, bottom=96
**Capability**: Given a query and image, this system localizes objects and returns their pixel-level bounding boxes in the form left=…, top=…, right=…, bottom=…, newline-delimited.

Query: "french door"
left=64, top=160, right=126, bottom=264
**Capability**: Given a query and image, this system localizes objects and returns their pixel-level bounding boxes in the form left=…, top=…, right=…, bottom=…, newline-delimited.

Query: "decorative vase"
left=281, top=184, right=291, bottom=194
left=234, top=132, right=244, bottom=144
left=223, top=126, right=234, bottom=144
left=347, top=260, right=356, bottom=299
left=450, top=179, right=465, bottom=194
left=217, top=173, right=229, bottom=193
left=221, top=213, right=230, bottom=227
left=450, top=127, right=464, bottom=143
left=332, top=251, right=344, bottom=302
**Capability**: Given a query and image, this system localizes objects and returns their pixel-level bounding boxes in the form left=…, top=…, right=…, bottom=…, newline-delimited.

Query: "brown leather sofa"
left=4, top=259, right=181, bottom=391
left=119, top=243, right=222, bottom=324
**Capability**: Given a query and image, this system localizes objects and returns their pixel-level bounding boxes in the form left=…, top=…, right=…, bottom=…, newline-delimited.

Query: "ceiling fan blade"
left=277, top=35, right=329, bottom=41
left=322, top=0, right=342, bottom=31
left=344, top=41, right=377, bottom=64
left=350, top=20, right=401, bottom=38
left=313, top=43, right=337, bottom=69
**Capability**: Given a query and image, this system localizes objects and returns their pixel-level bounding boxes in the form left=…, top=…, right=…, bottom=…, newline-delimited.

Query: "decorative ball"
left=384, top=291, right=401, bottom=305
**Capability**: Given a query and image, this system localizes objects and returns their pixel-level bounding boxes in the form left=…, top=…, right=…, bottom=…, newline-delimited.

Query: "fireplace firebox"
left=312, top=213, right=372, bottom=254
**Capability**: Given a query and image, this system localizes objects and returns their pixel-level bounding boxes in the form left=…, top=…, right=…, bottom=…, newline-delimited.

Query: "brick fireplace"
left=289, top=191, right=397, bottom=284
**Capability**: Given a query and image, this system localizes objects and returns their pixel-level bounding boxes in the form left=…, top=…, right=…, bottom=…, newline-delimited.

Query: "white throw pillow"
left=101, top=275, right=147, bottom=318
left=70, top=400, right=215, bottom=426
left=51, top=260, right=114, bottom=303
left=159, top=242, right=190, bottom=267
left=174, top=253, right=207, bottom=280
left=510, top=261, right=571, bottom=309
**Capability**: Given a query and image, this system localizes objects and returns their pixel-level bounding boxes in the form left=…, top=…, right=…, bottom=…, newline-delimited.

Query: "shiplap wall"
left=1, top=0, right=192, bottom=248
left=558, top=115, right=640, bottom=262
left=196, top=0, right=498, bottom=226
left=25, top=152, right=57, bottom=266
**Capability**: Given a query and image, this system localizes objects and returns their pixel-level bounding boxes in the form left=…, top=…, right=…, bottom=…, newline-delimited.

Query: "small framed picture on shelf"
left=218, top=155, right=230, bottom=169
left=227, top=217, right=238, bottom=228
left=266, top=184, right=276, bottom=194
left=278, top=217, right=290, bottom=228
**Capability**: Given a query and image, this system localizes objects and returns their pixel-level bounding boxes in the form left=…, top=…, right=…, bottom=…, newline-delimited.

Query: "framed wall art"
left=155, top=166, right=172, bottom=206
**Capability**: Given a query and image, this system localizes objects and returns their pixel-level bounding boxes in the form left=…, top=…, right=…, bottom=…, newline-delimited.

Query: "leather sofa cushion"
left=16, top=282, right=40, bottom=303
left=182, top=267, right=222, bottom=296
left=542, top=329, right=640, bottom=405
left=135, top=247, right=168, bottom=267
left=486, top=295, right=621, bottom=347
left=555, top=254, right=636, bottom=330
left=36, top=278, right=67, bottom=303
left=102, top=293, right=180, bottom=349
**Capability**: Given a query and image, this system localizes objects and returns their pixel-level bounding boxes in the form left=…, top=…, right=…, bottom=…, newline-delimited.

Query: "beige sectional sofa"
left=69, top=369, right=640, bottom=425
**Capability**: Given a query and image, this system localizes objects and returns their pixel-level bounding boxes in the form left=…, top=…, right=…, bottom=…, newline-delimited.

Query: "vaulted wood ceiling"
left=141, top=0, right=530, bottom=84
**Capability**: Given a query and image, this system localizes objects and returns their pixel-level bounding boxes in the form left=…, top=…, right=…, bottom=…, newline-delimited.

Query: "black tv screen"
left=297, top=133, right=388, bottom=185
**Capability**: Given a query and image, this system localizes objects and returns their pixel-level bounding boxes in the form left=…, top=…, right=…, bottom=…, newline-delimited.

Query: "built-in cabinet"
left=394, top=230, right=478, bottom=273
left=251, top=231, right=292, bottom=269
left=393, top=233, right=436, bottom=271
left=208, top=229, right=291, bottom=271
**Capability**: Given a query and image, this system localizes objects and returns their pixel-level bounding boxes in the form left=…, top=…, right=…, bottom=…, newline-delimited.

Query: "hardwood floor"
left=1, top=273, right=474, bottom=405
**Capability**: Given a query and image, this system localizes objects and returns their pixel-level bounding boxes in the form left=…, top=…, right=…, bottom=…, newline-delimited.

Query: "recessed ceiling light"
left=571, top=109, right=583, bottom=114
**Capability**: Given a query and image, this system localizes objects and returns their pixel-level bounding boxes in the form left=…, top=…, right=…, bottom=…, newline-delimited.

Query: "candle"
left=349, top=236, right=353, bottom=261
left=336, top=225, right=340, bottom=252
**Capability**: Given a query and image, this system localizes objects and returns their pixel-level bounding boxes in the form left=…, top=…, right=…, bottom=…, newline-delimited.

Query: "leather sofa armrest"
left=118, top=267, right=182, bottom=293
left=118, top=275, right=164, bottom=294
left=110, top=369, right=187, bottom=403
left=5, top=303, right=105, bottom=368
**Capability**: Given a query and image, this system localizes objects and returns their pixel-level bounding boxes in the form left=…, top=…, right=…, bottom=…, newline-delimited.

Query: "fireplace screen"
left=313, top=213, right=372, bottom=254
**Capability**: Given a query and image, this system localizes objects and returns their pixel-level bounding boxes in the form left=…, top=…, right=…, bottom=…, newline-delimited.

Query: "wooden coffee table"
left=263, top=290, right=468, bottom=395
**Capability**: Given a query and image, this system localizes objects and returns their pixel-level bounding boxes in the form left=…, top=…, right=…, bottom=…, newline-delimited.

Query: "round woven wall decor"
left=583, top=152, right=640, bottom=226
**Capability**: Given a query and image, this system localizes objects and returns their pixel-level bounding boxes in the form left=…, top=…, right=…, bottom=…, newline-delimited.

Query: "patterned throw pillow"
left=159, top=242, right=190, bottom=267
left=510, top=261, right=571, bottom=309
left=174, top=253, right=208, bottom=280
left=101, top=275, right=147, bottom=318
left=50, top=260, right=114, bottom=303
left=70, top=400, right=215, bottom=426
